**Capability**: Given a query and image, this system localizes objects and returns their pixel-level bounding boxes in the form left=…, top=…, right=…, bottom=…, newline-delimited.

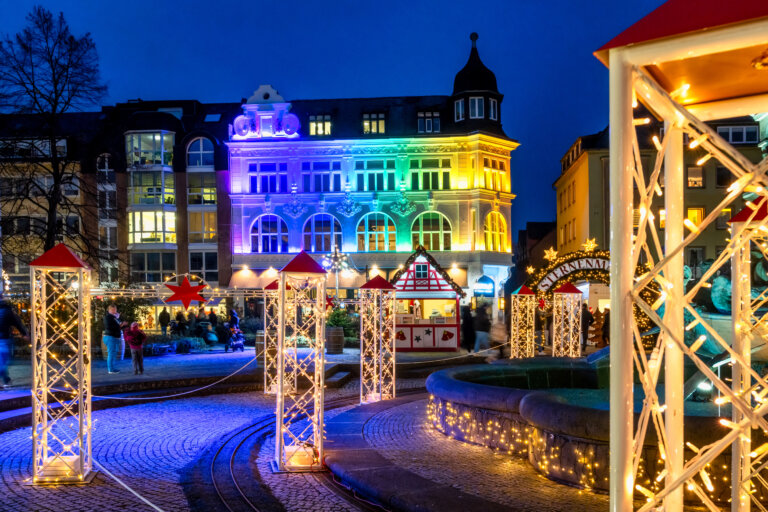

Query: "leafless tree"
left=0, top=5, right=106, bottom=268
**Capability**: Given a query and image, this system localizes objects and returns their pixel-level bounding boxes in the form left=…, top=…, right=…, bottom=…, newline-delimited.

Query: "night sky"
left=2, top=0, right=665, bottom=237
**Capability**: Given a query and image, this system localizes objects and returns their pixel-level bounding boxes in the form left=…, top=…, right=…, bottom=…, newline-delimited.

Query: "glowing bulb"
left=690, top=335, right=707, bottom=353
left=652, top=135, right=662, bottom=151
left=683, top=218, right=699, bottom=233
left=689, top=133, right=708, bottom=149
left=696, top=154, right=712, bottom=166
left=633, top=118, right=651, bottom=126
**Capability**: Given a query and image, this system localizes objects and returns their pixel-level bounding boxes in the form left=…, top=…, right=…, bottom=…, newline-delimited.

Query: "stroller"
left=224, top=325, right=245, bottom=352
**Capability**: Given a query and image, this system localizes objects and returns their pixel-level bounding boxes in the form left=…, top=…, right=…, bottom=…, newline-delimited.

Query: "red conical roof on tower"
left=513, top=285, right=535, bottom=295
left=360, top=275, right=396, bottom=290
left=29, top=244, right=90, bottom=269
left=553, top=283, right=582, bottom=295
left=280, top=251, right=327, bottom=274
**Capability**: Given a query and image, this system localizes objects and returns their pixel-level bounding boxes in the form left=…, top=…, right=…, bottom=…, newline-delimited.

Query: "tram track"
left=209, top=389, right=425, bottom=512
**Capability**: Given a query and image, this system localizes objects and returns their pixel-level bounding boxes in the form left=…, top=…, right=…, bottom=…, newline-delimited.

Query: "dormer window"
left=454, top=100, right=464, bottom=122
left=363, top=113, right=385, bottom=134
left=469, top=97, right=484, bottom=119
left=418, top=112, right=440, bottom=133
left=489, top=98, right=498, bottom=121
left=309, top=115, right=332, bottom=136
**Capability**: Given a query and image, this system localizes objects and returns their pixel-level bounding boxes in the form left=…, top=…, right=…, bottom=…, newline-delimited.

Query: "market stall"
left=390, top=246, right=465, bottom=351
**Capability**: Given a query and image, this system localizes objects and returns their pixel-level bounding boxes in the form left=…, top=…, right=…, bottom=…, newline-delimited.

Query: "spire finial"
left=470, top=32, right=478, bottom=48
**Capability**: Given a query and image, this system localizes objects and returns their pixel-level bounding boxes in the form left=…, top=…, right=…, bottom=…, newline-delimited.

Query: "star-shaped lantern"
left=526, top=266, right=535, bottom=275
left=582, top=238, right=598, bottom=252
left=543, top=247, right=558, bottom=262
left=165, top=276, right=207, bottom=310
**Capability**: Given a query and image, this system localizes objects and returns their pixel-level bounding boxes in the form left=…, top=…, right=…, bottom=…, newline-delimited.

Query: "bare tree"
left=0, top=5, right=106, bottom=267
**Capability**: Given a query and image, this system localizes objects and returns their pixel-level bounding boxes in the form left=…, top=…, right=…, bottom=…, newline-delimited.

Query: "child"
left=124, top=322, right=147, bottom=375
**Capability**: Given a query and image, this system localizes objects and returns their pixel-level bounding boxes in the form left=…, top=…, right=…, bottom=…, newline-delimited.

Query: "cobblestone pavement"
left=364, top=398, right=610, bottom=512
left=0, top=378, right=426, bottom=512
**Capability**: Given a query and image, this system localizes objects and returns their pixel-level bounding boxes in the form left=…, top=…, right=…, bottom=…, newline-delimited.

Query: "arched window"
left=411, top=212, right=451, bottom=251
left=484, top=212, right=507, bottom=252
left=303, top=214, right=342, bottom=252
left=187, top=137, right=214, bottom=167
left=357, top=213, right=396, bottom=252
left=251, top=215, right=288, bottom=253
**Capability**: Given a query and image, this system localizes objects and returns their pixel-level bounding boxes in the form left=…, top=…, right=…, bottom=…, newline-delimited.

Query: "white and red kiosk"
left=390, top=246, right=465, bottom=352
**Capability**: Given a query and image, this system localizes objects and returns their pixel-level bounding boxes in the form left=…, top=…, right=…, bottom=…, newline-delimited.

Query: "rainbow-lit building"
left=228, top=34, right=518, bottom=307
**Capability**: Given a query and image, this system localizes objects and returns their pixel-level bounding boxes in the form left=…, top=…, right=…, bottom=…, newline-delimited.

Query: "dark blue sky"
left=2, top=0, right=664, bottom=237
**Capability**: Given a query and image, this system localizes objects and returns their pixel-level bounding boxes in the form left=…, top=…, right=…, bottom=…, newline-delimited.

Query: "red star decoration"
left=165, top=276, right=207, bottom=310
left=325, top=295, right=335, bottom=309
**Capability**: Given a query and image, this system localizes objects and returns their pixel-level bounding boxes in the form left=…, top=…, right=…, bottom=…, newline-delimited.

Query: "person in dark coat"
left=228, top=309, right=240, bottom=329
left=103, top=304, right=126, bottom=374
left=124, top=322, right=147, bottom=375
left=208, top=308, right=218, bottom=326
left=158, top=307, right=171, bottom=337
left=602, top=308, right=610, bottom=346
left=473, top=307, right=491, bottom=353
left=460, top=306, right=475, bottom=352
left=0, top=294, right=28, bottom=388
left=580, top=303, right=595, bottom=353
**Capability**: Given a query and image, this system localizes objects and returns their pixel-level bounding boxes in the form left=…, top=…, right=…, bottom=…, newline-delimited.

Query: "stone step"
left=325, top=371, right=353, bottom=389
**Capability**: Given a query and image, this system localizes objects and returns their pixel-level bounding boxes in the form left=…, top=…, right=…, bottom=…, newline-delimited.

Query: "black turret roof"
left=453, top=33, right=498, bottom=95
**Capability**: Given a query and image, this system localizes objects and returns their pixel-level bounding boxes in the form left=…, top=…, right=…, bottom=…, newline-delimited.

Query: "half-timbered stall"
left=390, top=246, right=465, bottom=351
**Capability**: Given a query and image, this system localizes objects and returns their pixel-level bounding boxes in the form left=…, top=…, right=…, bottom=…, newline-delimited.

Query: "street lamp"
left=321, top=246, right=354, bottom=300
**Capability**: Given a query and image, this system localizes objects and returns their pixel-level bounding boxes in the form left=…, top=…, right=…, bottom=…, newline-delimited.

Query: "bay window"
left=128, top=211, right=177, bottom=244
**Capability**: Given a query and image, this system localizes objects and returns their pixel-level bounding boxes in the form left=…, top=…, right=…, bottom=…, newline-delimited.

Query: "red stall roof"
left=30, top=244, right=90, bottom=269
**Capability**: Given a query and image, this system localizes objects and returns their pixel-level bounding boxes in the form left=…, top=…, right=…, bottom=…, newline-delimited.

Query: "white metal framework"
left=552, top=289, right=581, bottom=357
left=359, top=281, right=396, bottom=404
left=607, top=18, right=768, bottom=511
left=509, top=287, right=536, bottom=359
left=263, top=285, right=296, bottom=394
left=30, top=257, right=93, bottom=483
left=275, top=257, right=327, bottom=471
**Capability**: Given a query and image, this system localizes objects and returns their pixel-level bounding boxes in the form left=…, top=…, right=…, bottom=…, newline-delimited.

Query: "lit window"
left=303, top=214, right=342, bottom=252
left=188, top=211, right=217, bottom=244
left=659, top=209, right=666, bottom=229
left=357, top=213, right=396, bottom=252
left=249, top=162, right=288, bottom=193
left=410, top=159, right=450, bottom=191
left=129, top=170, right=175, bottom=205
left=355, top=160, right=395, bottom=191
left=363, top=113, right=386, bottom=134
left=687, top=207, right=704, bottom=227
left=632, top=209, right=640, bottom=228
left=125, top=132, right=173, bottom=166
left=687, top=166, right=704, bottom=188
left=482, top=158, right=507, bottom=191
left=131, top=252, right=175, bottom=283
left=483, top=212, right=507, bottom=252
left=716, top=208, right=731, bottom=230
left=454, top=100, right=464, bottom=122
left=188, top=172, right=217, bottom=204
left=716, top=125, right=759, bottom=144
left=128, top=211, right=177, bottom=244
left=489, top=98, right=498, bottom=120
left=251, top=215, right=289, bottom=253
left=302, top=161, right=341, bottom=192
left=469, top=97, right=484, bottom=119
left=190, top=252, right=218, bottom=283
left=417, top=112, right=440, bottom=133
left=411, top=212, right=451, bottom=251
left=187, top=137, right=214, bottom=167
left=309, top=115, right=332, bottom=136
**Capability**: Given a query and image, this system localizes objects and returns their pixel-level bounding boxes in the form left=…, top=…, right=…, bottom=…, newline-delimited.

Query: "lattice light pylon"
left=359, top=276, right=397, bottom=404
left=274, top=252, right=327, bottom=471
left=551, top=283, right=582, bottom=357
left=29, top=245, right=93, bottom=484
left=510, top=285, right=536, bottom=359
left=263, top=280, right=296, bottom=395
left=602, top=11, right=768, bottom=510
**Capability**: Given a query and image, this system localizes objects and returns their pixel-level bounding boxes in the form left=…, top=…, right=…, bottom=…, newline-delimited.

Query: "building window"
left=454, top=99, right=464, bottom=122
left=489, top=98, right=498, bottom=120
left=417, top=112, right=440, bottom=133
left=249, top=162, right=288, bottom=193
left=483, top=212, right=507, bottom=252
left=251, top=215, right=289, bottom=253
left=131, top=252, right=175, bottom=283
left=687, top=166, right=704, bottom=188
left=482, top=157, right=507, bottom=191
left=659, top=209, right=666, bottom=229
left=129, top=171, right=175, bottom=205
left=125, top=132, right=174, bottom=166
left=99, top=261, right=118, bottom=284
left=188, top=172, right=217, bottom=204
left=415, top=263, right=428, bottom=279
left=363, top=113, right=385, bottom=134
left=357, top=213, right=396, bottom=252
left=188, top=211, right=217, bottom=244
left=685, top=247, right=706, bottom=279
left=309, top=115, right=332, bottom=136
left=302, top=161, right=342, bottom=192
left=128, top=211, right=177, bottom=244
left=355, top=160, right=396, bottom=191
left=469, top=97, right=484, bottom=119
left=716, top=208, right=731, bottom=230
left=190, top=252, right=218, bottom=283
left=716, top=125, right=759, bottom=144
left=98, top=190, right=117, bottom=220
left=97, top=153, right=115, bottom=184
left=303, top=214, right=342, bottom=252
left=411, top=212, right=451, bottom=251
left=410, top=158, right=451, bottom=191
left=687, top=207, right=705, bottom=227
left=716, top=166, right=732, bottom=188
left=99, top=225, right=117, bottom=253
left=187, top=137, right=214, bottom=167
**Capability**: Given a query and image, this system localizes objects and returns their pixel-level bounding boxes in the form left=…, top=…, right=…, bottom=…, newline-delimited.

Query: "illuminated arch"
left=251, top=214, right=289, bottom=253
left=483, top=211, right=507, bottom=252
left=356, top=213, right=396, bottom=251
left=411, top=211, right=451, bottom=251
left=186, top=137, right=214, bottom=167
left=303, top=213, right=342, bottom=252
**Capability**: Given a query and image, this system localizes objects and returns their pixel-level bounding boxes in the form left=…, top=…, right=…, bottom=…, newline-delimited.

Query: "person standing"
left=460, top=306, right=475, bottom=353
left=473, top=306, right=491, bottom=353
left=158, top=307, right=170, bottom=337
left=208, top=308, right=218, bottom=327
left=103, top=304, right=125, bottom=374
left=580, top=303, right=594, bottom=354
left=602, top=308, right=611, bottom=346
left=0, top=293, right=28, bottom=389
left=124, top=322, right=147, bottom=375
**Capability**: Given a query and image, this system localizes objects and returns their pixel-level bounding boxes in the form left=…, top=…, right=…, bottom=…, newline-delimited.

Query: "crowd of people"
left=459, top=305, right=507, bottom=357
